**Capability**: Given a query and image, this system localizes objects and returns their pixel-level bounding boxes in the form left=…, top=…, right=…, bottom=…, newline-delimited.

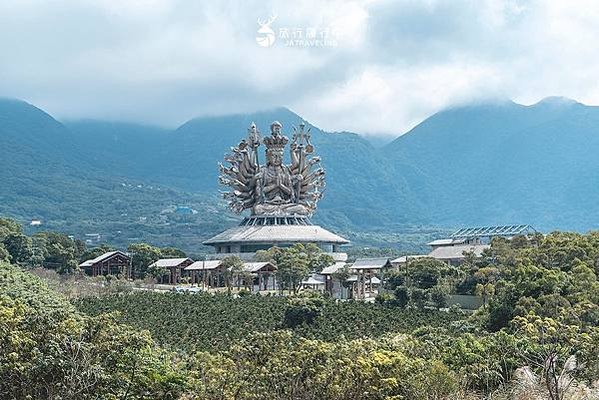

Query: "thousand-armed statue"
left=219, top=121, right=325, bottom=216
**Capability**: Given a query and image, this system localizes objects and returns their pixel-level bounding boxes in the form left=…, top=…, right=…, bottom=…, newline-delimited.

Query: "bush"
left=393, top=286, right=410, bottom=308
left=0, top=262, right=187, bottom=399
left=375, top=292, right=393, bottom=304
left=283, top=297, right=325, bottom=328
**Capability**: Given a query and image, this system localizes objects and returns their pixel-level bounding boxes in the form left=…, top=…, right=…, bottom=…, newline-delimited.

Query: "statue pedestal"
left=203, top=215, right=349, bottom=261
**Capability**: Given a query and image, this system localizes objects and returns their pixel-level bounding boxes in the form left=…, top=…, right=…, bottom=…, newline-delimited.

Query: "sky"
left=1, top=0, right=599, bottom=137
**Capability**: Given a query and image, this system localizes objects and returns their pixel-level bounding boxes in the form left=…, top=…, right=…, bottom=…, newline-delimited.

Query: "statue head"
left=266, top=148, right=283, bottom=167
left=270, top=121, right=282, bottom=136
left=263, top=122, right=288, bottom=166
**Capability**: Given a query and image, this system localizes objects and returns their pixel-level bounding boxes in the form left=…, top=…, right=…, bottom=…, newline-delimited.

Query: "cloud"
left=0, top=0, right=599, bottom=136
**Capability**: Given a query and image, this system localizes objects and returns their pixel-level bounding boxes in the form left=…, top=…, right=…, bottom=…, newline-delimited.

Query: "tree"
left=3, top=233, right=33, bottom=266
left=512, top=315, right=598, bottom=400
left=35, top=232, right=81, bottom=273
left=303, top=243, right=335, bottom=272
left=475, top=282, right=496, bottom=308
left=283, top=296, right=325, bottom=328
left=0, top=262, right=188, bottom=399
left=0, top=243, right=9, bottom=263
left=220, top=255, right=244, bottom=290
left=161, top=247, right=187, bottom=258
left=430, top=285, right=450, bottom=310
left=406, top=258, right=453, bottom=289
left=128, top=243, right=162, bottom=279
left=410, top=288, right=429, bottom=309
left=276, top=245, right=311, bottom=294
left=393, top=286, right=409, bottom=307
left=0, top=217, right=22, bottom=241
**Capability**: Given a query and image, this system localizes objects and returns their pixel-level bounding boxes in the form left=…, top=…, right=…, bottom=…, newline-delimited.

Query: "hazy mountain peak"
left=0, top=97, right=60, bottom=123
left=533, top=96, right=580, bottom=107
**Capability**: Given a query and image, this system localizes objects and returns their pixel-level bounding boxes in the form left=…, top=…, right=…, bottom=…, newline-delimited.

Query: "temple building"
left=204, top=120, right=349, bottom=260
left=204, top=215, right=348, bottom=261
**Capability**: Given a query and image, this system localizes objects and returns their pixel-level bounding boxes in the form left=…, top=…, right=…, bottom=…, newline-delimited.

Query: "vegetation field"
left=75, top=292, right=464, bottom=352
left=3, top=215, right=599, bottom=399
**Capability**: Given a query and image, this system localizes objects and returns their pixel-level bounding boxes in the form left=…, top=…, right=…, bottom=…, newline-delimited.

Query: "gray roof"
left=391, top=255, right=427, bottom=264
left=203, top=224, right=349, bottom=245
left=184, top=260, right=276, bottom=272
left=427, top=238, right=465, bottom=247
left=185, top=260, right=222, bottom=271
left=149, top=258, right=192, bottom=268
left=79, top=251, right=129, bottom=267
left=349, top=257, right=391, bottom=270
left=243, top=262, right=276, bottom=273
left=302, top=274, right=326, bottom=285
left=428, top=244, right=490, bottom=260
left=321, top=261, right=347, bottom=275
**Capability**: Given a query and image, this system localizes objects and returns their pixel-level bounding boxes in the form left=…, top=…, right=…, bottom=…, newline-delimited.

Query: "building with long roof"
left=204, top=215, right=349, bottom=261
left=147, top=257, right=193, bottom=284
left=79, top=250, right=131, bottom=277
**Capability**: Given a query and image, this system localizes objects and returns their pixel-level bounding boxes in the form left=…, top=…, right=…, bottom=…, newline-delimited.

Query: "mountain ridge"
left=3, top=96, right=599, bottom=252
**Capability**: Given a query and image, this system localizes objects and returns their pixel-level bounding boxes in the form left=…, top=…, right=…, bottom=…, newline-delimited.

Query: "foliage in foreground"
left=5, top=230, right=599, bottom=399
left=0, top=262, right=186, bottom=399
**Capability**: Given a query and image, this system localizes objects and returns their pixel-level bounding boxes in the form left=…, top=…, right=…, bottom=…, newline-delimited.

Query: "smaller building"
left=320, top=262, right=349, bottom=298
left=242, top=262, right=277, bottom=291
left=423, top=224, right=536, bottom=266
left=185, top=260, right=225, bottom=287
left=390, top=255, right=427, bottom=270
left=79, top=251, right=131, bottom=277
left=427, top=243, right=489, bottom=266
left=148, top=258, right=194, bottom=284
left=349, top=258, right=393, bottom=274
left=184, top=260, right=277, bottom=291
left=348, top=258, right=392, bottom=299
left=301, top=274, right=326, bottom=291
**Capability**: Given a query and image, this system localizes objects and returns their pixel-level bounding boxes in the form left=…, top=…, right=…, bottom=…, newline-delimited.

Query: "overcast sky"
left=1, top=0, right=599, bottom=136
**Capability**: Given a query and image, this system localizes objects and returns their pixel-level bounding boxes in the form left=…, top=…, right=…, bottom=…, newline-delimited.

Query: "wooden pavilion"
left=185, top=260, right=226, bottom=288
left=348, top=258, right=392, bottom=299
left=184, top=260, right=277, bottom=291
left=79, top=251, right=131, bottom=278
left=148, top=258, right=194, bottom=284
left=242, top=262, right=277, bottom=291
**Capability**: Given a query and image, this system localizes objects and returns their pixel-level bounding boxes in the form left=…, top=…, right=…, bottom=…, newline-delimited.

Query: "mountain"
left=0, top=99, right=232, bottom=253
left=4, top=95, right=599, bottom=253
left=384, top=97, right=599, bottom=231
left=63, top=120, right=171, bottom=180
left=1, top=100, right=433, bottom=253
left=158, top=108, right=426, bottom=228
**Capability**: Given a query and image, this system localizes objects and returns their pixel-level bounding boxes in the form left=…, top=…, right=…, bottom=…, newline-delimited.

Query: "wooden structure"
left=243, top=262, right=277, bottom=291
left=349, top=258, right=392, bottom=299
left=320, top=262, right=347, bottom=296
left=184, top=260, right=277, bottom=291
left=300, top=274, right=326, bottom=292
left=79, top=251, right=131, bottom=278
left=185, top=260, right=226, bottom=288
left=148, top=258, right=194, bottom=284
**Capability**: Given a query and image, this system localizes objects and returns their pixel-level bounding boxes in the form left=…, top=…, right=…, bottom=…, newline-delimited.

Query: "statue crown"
left=263, top=133, right=288, bottom=151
